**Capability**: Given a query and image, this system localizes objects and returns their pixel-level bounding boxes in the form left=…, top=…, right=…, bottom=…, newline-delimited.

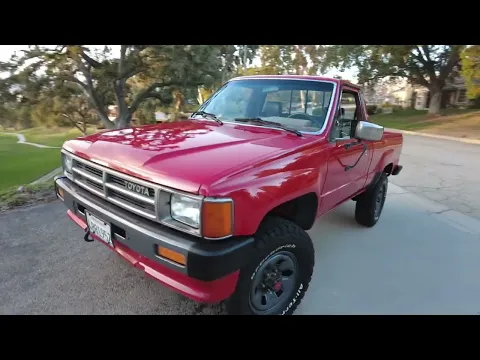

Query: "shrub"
left=366, top=105, right=377, bottom=115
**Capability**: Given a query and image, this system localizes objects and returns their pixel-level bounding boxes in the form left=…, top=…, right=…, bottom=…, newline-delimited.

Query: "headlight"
left=170, top=194, right=201, bottom=229
left=62, top=153, right=73, bottom=173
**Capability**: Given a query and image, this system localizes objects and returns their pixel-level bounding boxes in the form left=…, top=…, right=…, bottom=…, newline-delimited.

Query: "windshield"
left=199, top=78, right=335, bottom=133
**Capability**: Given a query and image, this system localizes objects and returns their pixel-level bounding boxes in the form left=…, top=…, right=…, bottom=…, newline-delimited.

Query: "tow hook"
left=84, top=229, right=94, bottom=242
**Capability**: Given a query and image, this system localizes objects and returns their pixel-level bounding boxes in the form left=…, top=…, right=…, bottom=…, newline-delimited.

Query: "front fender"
left=203, top=148, right=329, bottom=236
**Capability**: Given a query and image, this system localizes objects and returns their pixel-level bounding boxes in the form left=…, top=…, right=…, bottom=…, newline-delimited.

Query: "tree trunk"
left=94, top=108, right=115, bottom=129
left=428, top=88, right=442, bottom=115
left=115, top=112, right=132, bottom=129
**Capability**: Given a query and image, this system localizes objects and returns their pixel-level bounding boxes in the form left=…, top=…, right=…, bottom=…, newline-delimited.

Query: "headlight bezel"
left=167, top=194, right=234, bottom=240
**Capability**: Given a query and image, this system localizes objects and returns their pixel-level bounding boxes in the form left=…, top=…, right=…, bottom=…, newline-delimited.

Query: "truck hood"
left=63, top=120, right=304, bottom=194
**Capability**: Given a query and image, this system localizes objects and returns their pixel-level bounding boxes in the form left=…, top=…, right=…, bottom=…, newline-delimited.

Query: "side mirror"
left=354, top=121, right=384, bottom=141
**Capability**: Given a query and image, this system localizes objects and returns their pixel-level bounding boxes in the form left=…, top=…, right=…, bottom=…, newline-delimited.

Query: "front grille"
left=64, top=151, right=204, bottom=238
left=71, top=157, right=157, bottom=219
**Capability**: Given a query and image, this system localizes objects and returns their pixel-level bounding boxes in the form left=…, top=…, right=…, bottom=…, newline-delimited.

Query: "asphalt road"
left=388, top=133, right=480, bottom=221
left=1, top=133, right=480, bottom=315
left=1, top=181, right=480, bottom=315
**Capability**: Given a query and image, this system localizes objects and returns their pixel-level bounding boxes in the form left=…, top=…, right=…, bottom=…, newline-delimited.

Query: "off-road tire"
left=226, top=216, right=315, bottom=315
left=355, top=173, right=388, bottom=227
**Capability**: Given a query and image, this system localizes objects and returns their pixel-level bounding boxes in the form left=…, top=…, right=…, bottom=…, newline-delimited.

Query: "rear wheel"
left=355, top=173, right=388, bottom=227
left=226, top=216, right=314, bottom=315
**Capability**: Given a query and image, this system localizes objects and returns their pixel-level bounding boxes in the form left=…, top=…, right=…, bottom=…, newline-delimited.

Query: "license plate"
left=85, top=211, right=113, bottom=247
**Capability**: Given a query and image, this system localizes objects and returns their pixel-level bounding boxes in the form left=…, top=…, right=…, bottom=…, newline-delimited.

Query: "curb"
left=386, top=128, right=480, bottom=145
left=30, top=167, right=63, bottom=185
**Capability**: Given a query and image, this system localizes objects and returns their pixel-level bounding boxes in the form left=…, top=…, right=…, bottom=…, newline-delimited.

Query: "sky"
left=0, top=45, right=357, bottom=82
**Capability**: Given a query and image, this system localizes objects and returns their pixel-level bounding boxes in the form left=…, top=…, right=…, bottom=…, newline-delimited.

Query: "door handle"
left=343, top=141, right=360, bottom=149
left=344, top=143, right=368, bottom=171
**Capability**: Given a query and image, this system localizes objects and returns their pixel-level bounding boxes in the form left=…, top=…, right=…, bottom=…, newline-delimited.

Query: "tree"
left=0, top=63, right=46, bottom=129
left=218, top=45, right=259, bottom=81
left=322, top=45, right=466, bottom=114
left=259, top=45, right=324, bottom=75
left=460, top=45, right=480, bottom=100
left=195, top=45, right=259, bottom=106
left=4, top=45, right=227, bottom=130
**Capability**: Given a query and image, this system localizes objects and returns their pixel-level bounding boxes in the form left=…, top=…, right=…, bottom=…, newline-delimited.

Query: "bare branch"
left=80, top=50, right=102, bottom=68
left=117, top=66, right=143, bottom=81
left=439, top=45, right=461, bottom=82
left=415, top=45, right=437, bottom=81
left=119, top=45, right=127, bottom=75
left=62, top=113, right=86, bottom=134
left=116, top=46, right=146, bottom=80
left=129, top=82, right=169, bottom=113
left=397, top=56, right=430, bottom=88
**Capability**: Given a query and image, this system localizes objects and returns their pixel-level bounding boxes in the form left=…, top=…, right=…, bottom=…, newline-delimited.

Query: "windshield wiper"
left=191, top=111, right=223, bottom=125
left=234, top=117, right=302, bottom=137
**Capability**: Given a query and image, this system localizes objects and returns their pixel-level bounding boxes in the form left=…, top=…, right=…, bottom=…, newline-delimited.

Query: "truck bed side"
left=364, top=130, right=403, bottom=187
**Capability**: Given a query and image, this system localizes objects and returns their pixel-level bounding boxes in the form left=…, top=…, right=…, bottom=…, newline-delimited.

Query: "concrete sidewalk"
left=386, top=128, right=480, bottom=145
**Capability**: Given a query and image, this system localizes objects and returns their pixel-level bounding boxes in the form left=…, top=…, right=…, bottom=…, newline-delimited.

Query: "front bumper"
left=54, top=176, right=255, bottom=303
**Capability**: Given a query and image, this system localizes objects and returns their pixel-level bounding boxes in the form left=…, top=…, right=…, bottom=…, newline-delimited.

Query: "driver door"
left=320, top=89, right=371, bottom=213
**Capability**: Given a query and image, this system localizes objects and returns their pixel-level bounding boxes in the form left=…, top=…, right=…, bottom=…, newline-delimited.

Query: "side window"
left=334, top=91, right=358, bottom=139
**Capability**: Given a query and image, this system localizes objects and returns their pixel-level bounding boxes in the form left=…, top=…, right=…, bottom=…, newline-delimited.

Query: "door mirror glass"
left=354, top=121, right=384, bottom=141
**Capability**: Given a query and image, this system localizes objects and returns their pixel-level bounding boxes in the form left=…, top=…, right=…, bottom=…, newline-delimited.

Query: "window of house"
left=458, top=89, right=467, bottom=103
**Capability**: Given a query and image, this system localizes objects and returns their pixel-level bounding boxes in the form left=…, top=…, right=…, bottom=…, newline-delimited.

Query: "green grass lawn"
left=369, top=109, right=431, bottom=130
left=1, top=126, right=99, bottom=147
left=369, top=108, right=480, bottom=136
left=18, top=126, right=99, bottom=147
left=0, top=134, right=61, bottom=191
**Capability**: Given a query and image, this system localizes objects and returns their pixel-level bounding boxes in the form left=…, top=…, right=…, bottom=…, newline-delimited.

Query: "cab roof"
left=231, top=74, right=361, bottom=90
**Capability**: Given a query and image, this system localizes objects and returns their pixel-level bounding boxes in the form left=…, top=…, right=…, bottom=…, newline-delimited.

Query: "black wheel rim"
left=249, top=251, right=298, bottom=315
left=374, top=183, right=387, bottom=221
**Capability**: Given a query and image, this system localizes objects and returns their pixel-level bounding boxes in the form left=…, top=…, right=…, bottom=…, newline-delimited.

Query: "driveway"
left=388, top=132, right=480, bottom=221
left=1, top=181, right=479, bottom=315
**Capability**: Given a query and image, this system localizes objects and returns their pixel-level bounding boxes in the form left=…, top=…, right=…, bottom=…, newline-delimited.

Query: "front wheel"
left=226, top=216, right=315, bottom=315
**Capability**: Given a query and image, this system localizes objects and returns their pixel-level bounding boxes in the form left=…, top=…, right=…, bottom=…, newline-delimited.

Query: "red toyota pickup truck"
left=54, top=75, right=403, bottom=315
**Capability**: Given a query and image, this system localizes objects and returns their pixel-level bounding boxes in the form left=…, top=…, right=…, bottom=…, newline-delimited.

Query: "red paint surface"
left=67, top=210, right=239, bottom=303
left=63, top=75, right=403, bottom=238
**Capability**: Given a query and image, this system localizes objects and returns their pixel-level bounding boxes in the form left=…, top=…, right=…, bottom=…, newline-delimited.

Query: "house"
left=390, top=85, right=415, bottom=108
left=362, top=80, right=406, bottom=106
left=155, top=112, right=169, bottom=123
left=107, top=105, right=118, bottom=122
left=362, top=73, right=472, bottom=111
left=413, top=76, right=469, bottom=110
left=107, top=105, right=139, bottom=125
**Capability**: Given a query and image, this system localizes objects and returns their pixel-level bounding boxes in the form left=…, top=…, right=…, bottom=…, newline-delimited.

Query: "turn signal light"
left=56, top=186, right=64, bottom=199
left=156, top=246, right=186, bottom=266
left=202, top=200, right=233, bottom=239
